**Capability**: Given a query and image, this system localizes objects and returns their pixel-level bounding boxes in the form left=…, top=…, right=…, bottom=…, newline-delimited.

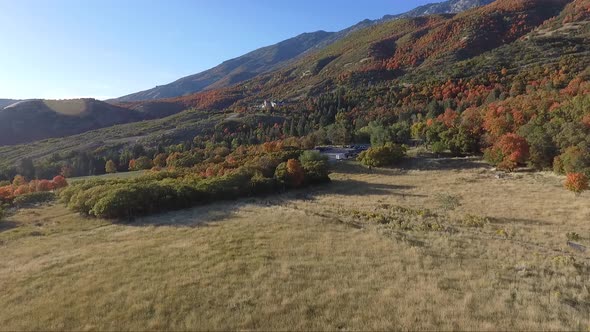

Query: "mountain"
left=217, top=0, right=575, bottom=104
left=0, top=99, right=145, bottom=146
left=2, top=0, right=588, bottom=173
left=381, top=0, right=495, bottom=21
left=0, top=99, right=21, bottom=109
left=113, top=0, right=495, bottom=103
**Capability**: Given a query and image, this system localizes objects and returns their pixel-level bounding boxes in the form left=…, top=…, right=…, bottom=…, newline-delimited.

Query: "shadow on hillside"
left=488, top=216, right=553, bottom=227
left=334, top=157, right=487, bottom=174
left=0, top=220, right=19, bottom=233
left=123, top=202, right=245, bottom=228
left=399, top=156, right=487, bottom=171
left=121, top=177, right=425, bottom=227
left=323, top=179, right=424, bottom=197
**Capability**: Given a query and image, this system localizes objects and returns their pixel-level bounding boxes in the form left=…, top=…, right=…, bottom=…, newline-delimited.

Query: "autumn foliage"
left=0, top=175, right=68, bottom=203
left=564, top=173, right=589, bottom=195
left=484, top=133, right=530, bottom=171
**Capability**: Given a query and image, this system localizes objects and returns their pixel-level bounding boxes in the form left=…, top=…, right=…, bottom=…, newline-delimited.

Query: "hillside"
left=113, top=0, right=493, bottom=103
left=113, top=31, right=337, bottom=102
left=229, top=0, right=575, bottom=102
left=0, top=99, right=144, bottom=146
left=0, top=99, right=20, bottom=109
left=1, top=0, right=589, bottom=182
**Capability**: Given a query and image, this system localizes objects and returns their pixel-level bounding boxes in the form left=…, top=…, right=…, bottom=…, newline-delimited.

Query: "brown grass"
left=1, top=158, right=589, bottom=330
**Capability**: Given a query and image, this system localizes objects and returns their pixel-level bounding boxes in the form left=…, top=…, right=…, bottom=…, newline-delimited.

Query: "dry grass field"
left=1, top=157, right=589, bottom=330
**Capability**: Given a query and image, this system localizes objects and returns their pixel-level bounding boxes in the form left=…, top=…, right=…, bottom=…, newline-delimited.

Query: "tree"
left=358, top=144, right=407, bottom=168
left=105, top=160, right=117, bottom=174
left=275, top=159, right=305, bottom=188
left=17, top=158, right=35, bottom=180
left=52, top=176, right=68, bottom=189
left=12, top=175, right=26, bottom=186
left=153, top=153, right=168, bottom=168
left=484, top=133, right=529, bottom=171
left=564, top=173, right=589, bottom=196
left=286, top=159, right=305, bottom=187
left=299, top=150, right=330, bottom=183
left=136, top=156, right=154, bottom=170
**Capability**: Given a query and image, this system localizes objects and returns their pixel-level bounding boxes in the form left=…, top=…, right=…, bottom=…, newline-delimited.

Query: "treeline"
left=60, top=146, right=330, bottom=219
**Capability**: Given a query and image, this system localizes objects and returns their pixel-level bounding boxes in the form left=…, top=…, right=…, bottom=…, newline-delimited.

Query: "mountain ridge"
left=113, top=0, right=495, bottom=102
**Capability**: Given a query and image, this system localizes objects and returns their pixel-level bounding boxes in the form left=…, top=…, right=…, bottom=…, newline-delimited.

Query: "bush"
left=431, top=141, right=447, bottom=155
left=358, top=144, right=407, bottom=168
left=484, top=133, right=530, bottom=171
left=564, top=173, right=589, bottom=196
left=553, top=146, right=590, bottom=176
left=274, top=159, right=305, bottom=188
left=13, top=192, right=56, bottom=208
left=0, top=206, right=4, bottom=220
left=299, top=151, right=330, bottom=184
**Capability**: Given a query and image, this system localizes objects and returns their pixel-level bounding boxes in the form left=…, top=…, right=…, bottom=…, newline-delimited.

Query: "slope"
left=0, top=99, right=144, bottom=146
left=113, top=0, right=494, bottom=103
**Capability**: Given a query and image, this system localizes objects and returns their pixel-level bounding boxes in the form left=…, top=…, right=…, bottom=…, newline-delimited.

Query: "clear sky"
left=0, top=0, right=442, bottom=100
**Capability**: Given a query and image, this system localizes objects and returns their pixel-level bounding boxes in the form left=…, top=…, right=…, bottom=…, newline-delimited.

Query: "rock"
left=567, top=241, right=587, bottom=252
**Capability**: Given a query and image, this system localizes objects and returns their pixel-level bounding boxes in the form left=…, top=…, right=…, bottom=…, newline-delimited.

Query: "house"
left=314, top=145, right=370, bottom=162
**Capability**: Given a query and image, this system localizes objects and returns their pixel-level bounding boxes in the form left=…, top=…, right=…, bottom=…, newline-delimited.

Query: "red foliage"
left=286, top=159, right=305, bottom=188
left=564, top=173, right=589, bottom=195
left=437, top=109, right=459, bottom=128
left=52, top=176, right=68, bottom=189
left=13, top=185, right=31, bottom=196
left=0, top=186, right=14, bottom=202
left=499, top=133, right=530, bottom=164
left=33, top=180, right=55, bottom=192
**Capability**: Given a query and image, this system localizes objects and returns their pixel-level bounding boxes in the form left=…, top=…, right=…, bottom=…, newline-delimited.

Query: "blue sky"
left=0, top=0, right=441, bottom=100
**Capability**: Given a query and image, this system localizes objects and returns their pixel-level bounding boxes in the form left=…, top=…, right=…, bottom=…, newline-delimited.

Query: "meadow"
left=1, top=158, right=589, bottom=330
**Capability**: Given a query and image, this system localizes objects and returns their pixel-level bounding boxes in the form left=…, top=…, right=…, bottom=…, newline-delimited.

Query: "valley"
left=1, top=159, right=588, bottom=330
left=1, top=0, right=589, bottom=330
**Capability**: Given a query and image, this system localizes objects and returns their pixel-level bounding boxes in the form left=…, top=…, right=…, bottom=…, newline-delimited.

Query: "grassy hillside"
left=0, top=99, right=144, bottom=146
left=0, top=108, right=286, bottom=169
left=1, top=160, right=588, bottom=330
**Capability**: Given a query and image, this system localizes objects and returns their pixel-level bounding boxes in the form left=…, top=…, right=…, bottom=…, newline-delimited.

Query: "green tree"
left=17, top=158, right=35, bottom=180
left=358, top=144, right=407, bottom=168
left=299, top=150, right=330, bottom=183
left=105, top=160, right=117, bottom=174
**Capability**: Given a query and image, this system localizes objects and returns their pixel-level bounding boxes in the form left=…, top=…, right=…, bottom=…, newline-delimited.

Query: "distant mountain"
left=381, top=0, right=495, bottom=21
left=0, top=99, right=145, bottom=146
left=113, top=0, right=495, bottom=102
left=0, top=99, right=21, bottom=109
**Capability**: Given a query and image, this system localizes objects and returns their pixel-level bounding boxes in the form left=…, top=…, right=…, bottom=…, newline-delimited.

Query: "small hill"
left=0, top=99, right=144, bottom=146
left=0, top=99, right=21, bottom=109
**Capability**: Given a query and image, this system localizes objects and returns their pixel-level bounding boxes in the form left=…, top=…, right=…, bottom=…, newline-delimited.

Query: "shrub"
left=0, top=185, right=13, bottom=203
left=564, top=173, right=589, bottom=196
left=431, top=141, right=447, bottom=155
left=52, top=175, right=68, bottom=189
left=358, top=144, right=407, bottom=168
left=13, top=192, right=56, bottom=208
left=275, top=160, right=305, bottom=188
left=435, top=193, right=461, bottom=211
left=0, top=206, right=4, bottom=220
left=484, top=133, right=529, bottom=171
left=131, top=156, right=153, bottom=171
left=105, top=160, right=117, bottom=173
left=153, top=153, right=168, bottom=168
left=299, top=151, right=330, bottom=184
left=12, top=175, right=26, bottom=186
left=553, top=146, right=590, bottom=176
